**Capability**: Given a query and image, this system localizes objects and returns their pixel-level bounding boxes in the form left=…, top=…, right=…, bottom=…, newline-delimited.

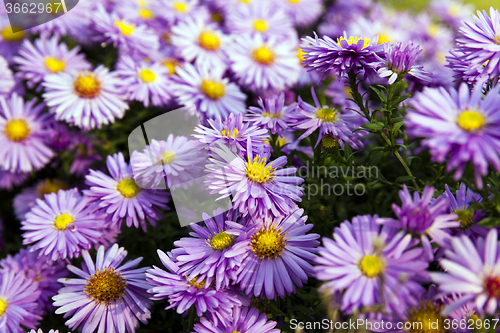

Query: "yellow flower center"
left=221, top=128, right=239, bottom=138
left=0, top=298, right=7, bottom=317
left=138, top=69, right=156, bottom=83
left=253, top=19, right=267, bottom=32
left=377, top=33, right=390, bottom=44
left=173, top=1, right=187, bottom=12
left=84, top=267, right=127, bottom=306
left=457, top=110, right=485, bottom=132
left=115, top=20, right=135, bottom=35
left=359, top=255, right=384, bottom=277
left=252, top=46, right=275, bottom=65
left=36, top=179, right=68, bottom=199
left=262, top=112, right=283, bottom=119
left=161, top=58, right=180, bottom=75
left=251, top=225, right=287, bottom=259
left=200, top=79, right=225, bottom=99
left=54, top=214, right=74, bottom=231
left=210, top=231, right=235, bottom=251
left=264, top=136, right=288, bottom=147
left=246, top=155, right=276, bottom=183
left=322, top=135, right=338, bottom=148
left=187, top=276, right=206, bottom=289
left=139, top=8, right=154, bottom=19
left=117, top=179, right=140, bottom=198
left=448, top=4, right=461, bottom=17
left=316, top=107, right=338, bottom=123
left=4, top=119, right=30, bottom=142
left=161, top=151, right=176, bottom=164
left=45, top=57, right=66, bottom=73
left=297, top=47, right=306, bottom=65
left=405, top=300, right=448, bottom=333
left=74, top=72, right=101, bottom=98
left=454, top=209, right=473, bottom=230
left=0, top=26, right=24, bottom=41
left=495, top=34, right=500, bottom=45
left=337, top=36, right=371, bottom=49
left=428, top=24, right=439, bottom=38
left=198, top=31, right=220, bottom=51
left=288, top=0, right=300, bottom=4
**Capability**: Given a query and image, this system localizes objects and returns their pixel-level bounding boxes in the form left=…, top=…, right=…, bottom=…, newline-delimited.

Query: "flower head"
left=0, top=56, right=14, bottom=96
left=245, top=92, right=298, bottom=135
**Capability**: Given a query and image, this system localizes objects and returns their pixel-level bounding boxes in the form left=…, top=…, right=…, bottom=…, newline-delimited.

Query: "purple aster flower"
left=53, top=244, right=152, bottom=332
left=225, top=1, right=295, bottom=39
left=172, top=63, right=247, bottom=121
left=446, top=49, right=488, bottom=87
left=429, top=0, right=474, bottom=30
left=207, top=138, right=304, bottom=219
left=193, top=113, right=269, bottom=154
left=68, top=136, right=103, bottom=177
left=0, top=171, right=28, bottom=190
left=131, top=135, right=205, bottom=190
left=455, top=7, right=500, bottom=84
left=84, top=152, right=170, bottom=231
left=227, top=33, right=301, bottom=92
left=92, top=4, right=159, bottom=57
left=13, top=36, right=91, bottom=90
left=157, top=0, right=210, bottom=26
left=277, top=0, right=322, bottom=27
left=21, top=189, right=106, bottom=261
left=294, top=87, right=365, bottom=149
left=171, top=208, right=246, bottom=290
left=406, top=83, right=500, bottom=189
left=146, top=249, right=246, bottom=319
left=0, top=16, right=27, bottom=63
left=436, top=183, right=487, bottom=239
left=43, top=66, right=129, bottom=130
left=0, top=56, right=14, bottom=96
left=29, top=330, right=61, bottom=333
left=301, top=32, right=384, bottom=80
left=0, top=270, right=41, bottom=332
left=0, top=93, right=54, bottom=173
left=316, top=214, right=428, bottom=316
left=377, top=185, right=459, bottom=261
left=14, top=178, right=69, bottom=221
left=116, top=55, right=173, bottom=107
left=193, top=306, right=280, bottom=333
left=245, top=92, right=297, bottom=135
left=235, top=209, right=319, bottom=300
left=376, top=41, right=432, bottom=84
left=431, top=229, right=500, bottom=315
left=0, top=249, right=68, bottom=312
left=171, top=16, right=230, bottom=70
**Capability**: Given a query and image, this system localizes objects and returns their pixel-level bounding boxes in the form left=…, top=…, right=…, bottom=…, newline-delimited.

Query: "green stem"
left=186, top=306, right=196, bottom=333
left=347, top=70, right=369, bottom=120
left=380, top=132, right=421, bottom=192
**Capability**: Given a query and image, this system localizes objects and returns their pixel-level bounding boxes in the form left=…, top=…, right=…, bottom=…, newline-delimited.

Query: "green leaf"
left=478, top=217, right=500, bottom=227
left=407, top=156, right=421, bottom=167
left=392, top=122, right=404, bottom=134
left=395, top=175, right=416, bottom=183
left=343, top=143, right=352, bottom=159
left=393, top=94, right=412, bottom=106
left=391, top=117, right=405, bottom=124
left=369, top=151, right=384, bottom=166
left=369, top=86, right=387, bottom=103
left=361, top=123, right=384, bottom=130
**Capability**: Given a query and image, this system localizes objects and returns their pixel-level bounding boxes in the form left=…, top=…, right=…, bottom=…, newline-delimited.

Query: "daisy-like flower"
left=193, top=113, right=268, bottom=154
left=245, top=92, right=297, bottom=135
left=207, top=138, right=304, bottom=219
left=158, top=0, right=209, bottom=26
left=193, top=306, right=280, bottom=333
left=431, top=228, right=500, bottom=315
left=0, top=56, right=14, bottom=96
left=13, top=36, right=91, bottom=89
left=92, top=4, right=159, bottom=56
left=0, top=16, right=27, bottom=63
left=455, top=7, right=500, bottom=84
left=84, top=152, right=170, bottom=231
left=377, top=185, right=459, bottom=261
left=436, top=183, right=487, bottom=239
left=0, top=171, right=28, bottom=190
left=301, top=32, right=384, bottom=80
left=116, top=55, right=172, bottom=107
left=227, top=33, right=301, bottom=92
left=429, top=0, right=475, bottom=30
left=171, top=208, right=246, bottom=290
left=13, top=178, right=69, bottom=221
left=0, top=93, right=54, bottom=173
left=316, top=214, right=428, bottom=315
left=276, top=0, right=323, bottom=27
left=173, top=63, right=247, bottom=120
left=147, top=249, right=246, bottom=318
left=0, top=270, right=41, bottom=333
left=376, top=41, right=432, bottom=84
left=225, top=1, right=294, bottom=39
left=0, top=249, right=68, bottom=312
left=405, top=83, right=500, bottom=189
left=43, top=65, right=129, bottom=130
left=171, top=17, right=229, bottom=70
left=447, top=49, right=487, bottom=87
left=294, top=87, right=365, bottom=148
left=235, top=209, right=319, bottom=300
left=53, top=244, right=153, bottom=333
left=21, top=189, right=106, bottom=261
left=131, top=134, right=205, bottom=190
